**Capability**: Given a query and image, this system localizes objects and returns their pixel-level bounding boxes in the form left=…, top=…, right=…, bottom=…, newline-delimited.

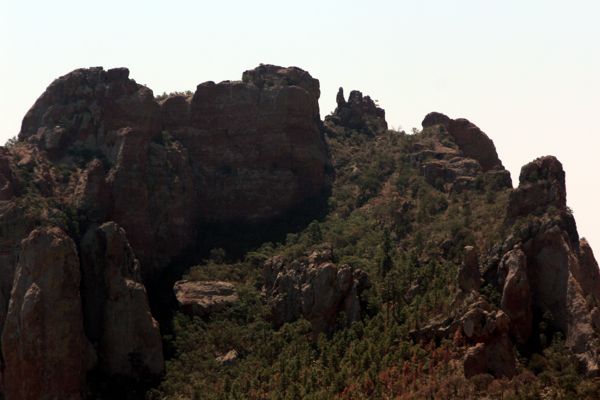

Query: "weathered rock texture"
left=422, top=112, right=504, bottom=172
left=80, top=222, right=163, bottom=377
left=263, top=249, right=370, bottom=333
left=507, top=156, right=567, bottom=220
left=0, top=64, right=333, bottom=398
left=494, top=156, right=600, bottom=374
left=174, top=280, right=239, bottom=317
left=1, top=227, right=92, bottom=400
left=411, top=112, right=511, bottom=193
left=460, top=300, right=515, bottom=378
left=17, top=64, right=332, bottom=279
left=412, top=154, right=600, bottom=378
left=324, top=87, right=387, bottom=136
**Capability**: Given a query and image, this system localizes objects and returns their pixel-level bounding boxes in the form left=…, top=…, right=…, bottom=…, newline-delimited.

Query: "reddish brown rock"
left=324, top=87, right=387, bottom=136
left=17, top=65, right=332, bottom=279
left=80, top=222, right=163, bottom=378
left=464, top=334, right=515, bottom=379
left=263, top=249, right=370, bottom=333
left=173, top=280, right=239, bottom=317
left=507, top=156, right=567, bottom=220
left=422, top=112, right=505, bottom=172
left=1, top=227, right=93, bottom=400
left=498, top=246, right=532, bottom=343
left=409, top=113, right=511, bottom=192
left=19, top=67, right=160, bottom=153
left=575, top=239, right=600, bottom=305
left=497, top=156, right=600, bottom=374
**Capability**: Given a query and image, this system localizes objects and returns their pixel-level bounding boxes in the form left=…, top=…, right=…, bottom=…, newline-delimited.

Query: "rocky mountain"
left=0, top=65, right=598, bottom=399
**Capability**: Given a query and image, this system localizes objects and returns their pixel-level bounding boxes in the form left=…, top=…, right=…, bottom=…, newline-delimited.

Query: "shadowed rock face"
left=15, top=64, right=332, bottom=279
left=497, top=157, right=600, bottom=374
left=0, top=65, right=333, bottom=398
left=80, top=222, right=163, bottom=378
left=1, top=227, right=92, bottom=400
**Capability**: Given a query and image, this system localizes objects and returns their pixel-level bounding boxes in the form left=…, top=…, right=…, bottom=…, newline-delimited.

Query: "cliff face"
left=0, top=65, right=332, bottom=398
left=16, top=64, right=332, bottom=279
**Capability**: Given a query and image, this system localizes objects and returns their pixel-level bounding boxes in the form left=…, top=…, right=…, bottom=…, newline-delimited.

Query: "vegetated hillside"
left=150, top=92, right=600, bottom=399
left=0, top=66, right=599, bottom=400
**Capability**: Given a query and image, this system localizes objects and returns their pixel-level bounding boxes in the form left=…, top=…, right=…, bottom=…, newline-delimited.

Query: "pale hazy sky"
left=1, top=0, right=599, bottom=248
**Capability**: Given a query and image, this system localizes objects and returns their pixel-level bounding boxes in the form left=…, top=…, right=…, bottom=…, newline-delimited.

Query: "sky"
left=1, top=0, right=599, bottom=249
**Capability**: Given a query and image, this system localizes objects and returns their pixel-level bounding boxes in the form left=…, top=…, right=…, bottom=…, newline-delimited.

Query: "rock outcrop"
left=1, top=227, right=92, bottom=400
left=80, top=222, right=163, bottom=378
left=0, top=64, right=335, bottom=398
left=324, top=87, right=387, bottom=136
left=497, top=246, right=532, bottom=343
left=494, top=156, right=600, bottom=374
left=412, top=112, right=511, bottom=193
left=507, top=156, right=567, bottom=220
left=173, top=280, right=239, bottom=317
left=263, top=249, right=370, bottom=333
left=16, top=64, right=332, bottom=279
left=422, top=112, right=504, bottom=172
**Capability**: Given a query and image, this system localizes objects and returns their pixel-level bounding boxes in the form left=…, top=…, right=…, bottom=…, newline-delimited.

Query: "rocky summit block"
left=14, top=64, right=333, bottom=279
left=422, top=112, right=505, bottom=172
left=507, top=155, right=567, bottom=220
left=324, top=87, right=388, bottom=137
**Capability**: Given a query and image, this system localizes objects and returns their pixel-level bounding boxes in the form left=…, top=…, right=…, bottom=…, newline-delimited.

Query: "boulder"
left=216, top=349, right=239, bottom=366
left=1, top=227, right=93, bottom=400
left=173, top=280, right=239, bottom=317
left=80, top=222, right=163, bottom=378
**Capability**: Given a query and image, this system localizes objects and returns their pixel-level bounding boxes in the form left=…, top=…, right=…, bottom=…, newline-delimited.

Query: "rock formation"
left=15, top=64, right=332, bottom=279
left=80, top=222, right=163, bottom=377
left=1, top=65, right=599, bottom=397
left=173, top=280, right=239, bottom=317
left=324, top=87, right=388, bottom=137
left=0, top=64, right=332, bottom=398
left=262, top=248, right=370, bottom=333
left=411, top=152, right=600, bottom=378
left=411, top=112, right=512, bottom=193
left=422, top=112, right=504, bottom=172
left=493, top=156, right=600, bottom=374
left=1, top=227, right=92, bottom=400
